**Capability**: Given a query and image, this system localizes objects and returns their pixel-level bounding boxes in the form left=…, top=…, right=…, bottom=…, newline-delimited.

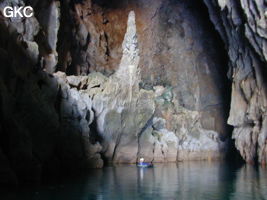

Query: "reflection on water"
left=1, top=162, right=267, bottom=200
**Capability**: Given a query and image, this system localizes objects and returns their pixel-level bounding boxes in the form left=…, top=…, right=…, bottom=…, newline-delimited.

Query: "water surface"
left=2, top=162, right=267, bottom=200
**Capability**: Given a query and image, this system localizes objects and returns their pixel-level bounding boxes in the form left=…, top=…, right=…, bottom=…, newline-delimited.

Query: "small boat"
left=137, top=163, right=154, bottom=168
left=137, top=158, right=154, bottom=168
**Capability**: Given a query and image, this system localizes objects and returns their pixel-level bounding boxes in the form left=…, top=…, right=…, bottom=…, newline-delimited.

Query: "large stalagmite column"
left=114, top=11, right=140, bottom=101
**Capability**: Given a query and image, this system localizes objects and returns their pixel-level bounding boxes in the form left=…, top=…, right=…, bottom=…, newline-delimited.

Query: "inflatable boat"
left=137, top=158, right=153, bottom=168
left=137, top=163, right=154, bottom=168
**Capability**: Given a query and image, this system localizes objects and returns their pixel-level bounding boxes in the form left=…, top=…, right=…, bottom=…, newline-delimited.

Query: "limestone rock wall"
left=203, top=0, right=267, bottom=164
left=54, top=7, right=227, bottom=164
left=62, top=0, right=230, bottom=162
left=0, top=0, right=103, bottom=186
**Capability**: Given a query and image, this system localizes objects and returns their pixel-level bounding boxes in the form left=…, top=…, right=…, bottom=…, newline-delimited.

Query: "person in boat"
left=137, top=158, right=153, bottom=167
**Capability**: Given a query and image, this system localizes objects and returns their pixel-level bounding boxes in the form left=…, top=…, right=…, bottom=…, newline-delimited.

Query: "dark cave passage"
left=191, top=0, right=241, bottom=162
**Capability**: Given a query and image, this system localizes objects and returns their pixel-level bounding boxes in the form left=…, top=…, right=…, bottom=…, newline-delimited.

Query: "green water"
left=1, top=162, right=267, bottom=200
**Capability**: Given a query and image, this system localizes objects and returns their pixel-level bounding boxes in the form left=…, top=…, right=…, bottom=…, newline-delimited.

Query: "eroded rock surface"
left=204, top=0, right=267, bottom=164
left=0, top=0, right=103, bottom=185
left=54, top=9, right=227, bottom=163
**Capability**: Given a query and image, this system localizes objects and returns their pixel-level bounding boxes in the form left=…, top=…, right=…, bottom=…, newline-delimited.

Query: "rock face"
left=203, top=0, right=267, bottom=164
left=0, top=0, right=103, bottom=185
left=57, top=7, right=227, bottom=164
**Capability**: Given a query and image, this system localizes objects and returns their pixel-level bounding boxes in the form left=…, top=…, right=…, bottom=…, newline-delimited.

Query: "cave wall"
left=0, top=0, right=103, bottom=186
left=203, top=0, right=267, bottom=164
left=54, top=0, right=230, bottom=161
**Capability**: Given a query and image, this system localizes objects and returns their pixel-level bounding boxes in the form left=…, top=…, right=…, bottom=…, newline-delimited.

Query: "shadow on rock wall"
left=0, top=10, right=103, bottom=186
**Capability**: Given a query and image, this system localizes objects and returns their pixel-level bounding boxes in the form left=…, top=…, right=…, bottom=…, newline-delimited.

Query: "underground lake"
left=1, top=162, right=267, bottom=200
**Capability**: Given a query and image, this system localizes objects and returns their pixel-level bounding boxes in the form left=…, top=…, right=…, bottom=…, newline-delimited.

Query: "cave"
left=0, top=0, right=267, bottom=199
